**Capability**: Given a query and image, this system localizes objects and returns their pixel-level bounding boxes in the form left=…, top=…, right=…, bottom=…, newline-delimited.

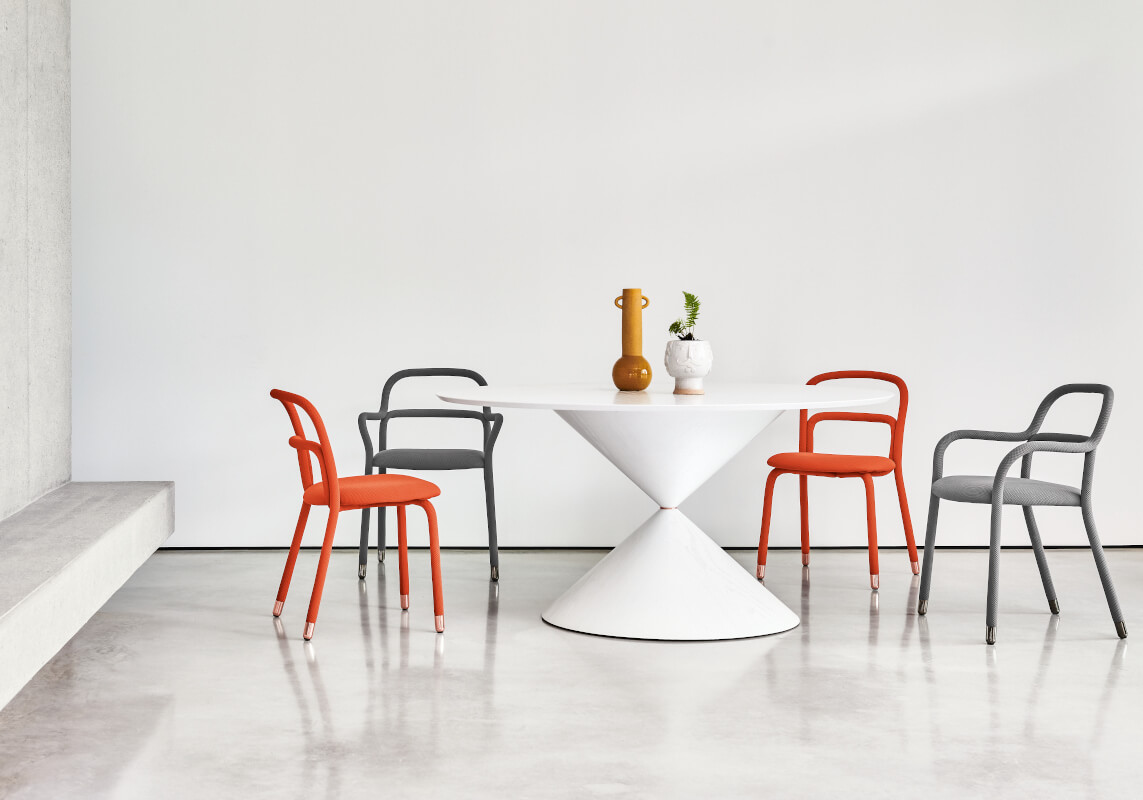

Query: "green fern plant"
left=668, top=291, right=701, bottom=340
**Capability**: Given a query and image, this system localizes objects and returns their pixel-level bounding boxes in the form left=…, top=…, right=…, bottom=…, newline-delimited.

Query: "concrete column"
left=0, top=0, right=71, bottom=519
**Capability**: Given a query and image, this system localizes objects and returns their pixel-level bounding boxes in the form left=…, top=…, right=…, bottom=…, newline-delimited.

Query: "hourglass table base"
left=439, top=384, right=892, bottom=641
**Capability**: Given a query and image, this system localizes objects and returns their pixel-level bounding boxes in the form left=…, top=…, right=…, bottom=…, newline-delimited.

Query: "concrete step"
left=0, top=482, right=174, bottom=709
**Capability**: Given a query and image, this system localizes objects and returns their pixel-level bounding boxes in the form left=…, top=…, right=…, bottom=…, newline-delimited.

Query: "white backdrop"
left=73, top=2, right=1143, bottom=551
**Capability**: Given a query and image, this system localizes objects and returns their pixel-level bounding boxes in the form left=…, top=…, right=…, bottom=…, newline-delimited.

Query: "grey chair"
left=358, top=369, right=504, bottom=581
left=917, top=384, right=1126, bottom=644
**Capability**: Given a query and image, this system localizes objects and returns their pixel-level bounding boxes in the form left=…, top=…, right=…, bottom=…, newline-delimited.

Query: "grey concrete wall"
left=1, top=0, right=71, bottom=519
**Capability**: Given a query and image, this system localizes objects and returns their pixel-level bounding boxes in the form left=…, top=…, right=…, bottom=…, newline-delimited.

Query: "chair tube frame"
left=917, top=384, right=1125, bottom=643
left=271, top=389, right=445, bottom=640
left=357, top=369, right=504, bottom=580
left=757, top=371, right=918, bottom=586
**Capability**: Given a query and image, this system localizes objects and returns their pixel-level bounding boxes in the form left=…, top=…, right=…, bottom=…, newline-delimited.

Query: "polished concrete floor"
left=0, top=547, right=1140, bottom=799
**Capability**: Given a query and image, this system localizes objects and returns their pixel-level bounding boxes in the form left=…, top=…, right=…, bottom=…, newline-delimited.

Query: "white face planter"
left=664, top=339, right=713, bottom=395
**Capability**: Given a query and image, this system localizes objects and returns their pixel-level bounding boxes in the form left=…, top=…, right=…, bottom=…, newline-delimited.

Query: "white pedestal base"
left=542, top=509, right=800, bottom=640
left=441, top=384, right=893, bottom=641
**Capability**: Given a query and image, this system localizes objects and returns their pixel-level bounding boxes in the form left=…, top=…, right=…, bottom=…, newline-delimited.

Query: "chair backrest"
left=271, top=389, right=339, bottom=503
left=373, top=369, right=496, bottom=451
left=379, top=368, right=491, bottom=417
left=1025, top=384, right=1114, bottom=450
left=801, top=371, right=908, bottom=463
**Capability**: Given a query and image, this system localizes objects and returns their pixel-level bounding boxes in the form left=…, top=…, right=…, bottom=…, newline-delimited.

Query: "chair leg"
left=377, top=467, right=388, bottom=562
left=397, top=505, right=410, bottom=611
left=756, top=470, right=782, bottom=580
left=1023, top=506, right=1059, bottom=614
left=861, top=474, right=879, bottom=589
left=484, top=465, right=500, bottom=582
left=358, top=507, right=371, bottom=580
left=358, top=464, right=374, bottom=578
left=274, top=502, right=311, bottom=617
left=1081, top=500, right=1127, bottom=639
left=419, top=499, right=445, bottom=632
left=985, top=499, right=1003, bottom=645
left=894, top=469, right=919, bottom=574
left=799, top=474, right=810, bottom=566
left=303, top=508, right=339, bottom=640
left=917, top=494, right=940, bottom=614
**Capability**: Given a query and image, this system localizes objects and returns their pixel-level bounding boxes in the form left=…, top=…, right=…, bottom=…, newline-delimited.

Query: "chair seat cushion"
left=932, top=475, right=1081, bottom=507
left=373, top=448, right=485, bottom=471
left=767, top=452, right=895, bottom=476
left=303, top=474, right=441, bottom=508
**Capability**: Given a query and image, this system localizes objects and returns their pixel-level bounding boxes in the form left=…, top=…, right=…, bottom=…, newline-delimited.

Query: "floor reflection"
left=273, top=617, right=340, bottom=799
left=271, top=565, right=505, bottom=797
left=3, top=549, right=1141, bottom=798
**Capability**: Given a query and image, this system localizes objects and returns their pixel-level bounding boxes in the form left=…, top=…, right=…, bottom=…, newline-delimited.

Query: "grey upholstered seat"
left=358, top=368, right=504, bottom=581
left=373, top=448, right=485, bottom=471
left=918, top=384, right=1126, bottom=645
left=932, top=476, right=1080, bottom=507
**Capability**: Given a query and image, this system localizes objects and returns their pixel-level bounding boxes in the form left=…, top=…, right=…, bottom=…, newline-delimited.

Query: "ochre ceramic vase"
left=612, top=289, right=652, bottom=391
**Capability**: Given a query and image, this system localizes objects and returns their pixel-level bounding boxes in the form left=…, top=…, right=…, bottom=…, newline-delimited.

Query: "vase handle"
left=614, top=295, right=650, bottom=309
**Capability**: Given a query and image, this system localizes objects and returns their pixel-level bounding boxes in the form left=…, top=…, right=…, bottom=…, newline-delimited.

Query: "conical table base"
left=543, top=509, right=799, bottom=640
left=438, top=384, right=894, bottom=641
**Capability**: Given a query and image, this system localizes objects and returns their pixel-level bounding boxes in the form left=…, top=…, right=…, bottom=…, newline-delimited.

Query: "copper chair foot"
left=273, top=600, right=284, bottom=617
left=870, top=574, right=879, bottom=590
left=985, top=626, right=996, bottom=645
left=756, top=564, right=765, bottom=580
left=801, top=553, right=810, bottom=567
left=303, top=621, right=315, bottom=640
left=358, top=565, right=367, bottom=580
left=1049, top=598, right=1060, bottom=615
left=1116, top=621, right=1128, bottom=639
left=910, top=561, right=920, bottom=575
left=490, top=565, right=499, bottom=582
left=918, top=599, right=928, bottom=616
left=378, top=548, right=385, bottom=563
left=400, top=594, right=410, bottom=610
left=435, top=615, right=445, bottom=633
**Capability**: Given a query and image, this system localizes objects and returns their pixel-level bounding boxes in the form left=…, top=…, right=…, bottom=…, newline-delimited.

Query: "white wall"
left=73, top=1, right=1143, bottom=551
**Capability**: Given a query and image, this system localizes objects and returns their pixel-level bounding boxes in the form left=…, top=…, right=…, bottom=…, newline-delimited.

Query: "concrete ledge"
left=0, top=481, right=174, bottom=709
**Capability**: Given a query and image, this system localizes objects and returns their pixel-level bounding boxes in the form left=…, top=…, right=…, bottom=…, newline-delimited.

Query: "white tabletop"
left=439, top=382, right=894, bottom=412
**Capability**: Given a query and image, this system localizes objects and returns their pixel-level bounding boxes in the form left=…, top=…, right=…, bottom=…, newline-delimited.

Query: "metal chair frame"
left=271, top=389, right=445, bottom=639
left=917, top=383, right=1126, bottom=644
left=757, top=371, right=919, bottom=588
left=358, top=368, right=504, bottom=580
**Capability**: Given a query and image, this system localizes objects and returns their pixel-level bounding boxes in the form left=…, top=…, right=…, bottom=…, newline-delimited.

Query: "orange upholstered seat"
left=767, top=452, right=895, bottom=476
left=304, top=475, right=441, bottom=508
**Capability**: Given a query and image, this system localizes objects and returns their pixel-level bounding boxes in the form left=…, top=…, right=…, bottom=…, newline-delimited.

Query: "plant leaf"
left=682, top=291, right=700, bottom=329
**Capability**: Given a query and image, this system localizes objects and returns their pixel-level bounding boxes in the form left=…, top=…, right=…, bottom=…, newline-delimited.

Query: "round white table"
left=440, top=383, right=893, bottom=641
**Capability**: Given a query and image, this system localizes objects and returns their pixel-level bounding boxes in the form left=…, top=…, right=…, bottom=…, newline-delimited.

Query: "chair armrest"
left=484, top=413, right=504, bottom=456
left=288, top=436, right=335, bottom=499
left=358, top=411, right=386, bottom=461
left=992, top=439, right=1091, bottom=499
left=805, top=413, right=895, bottom=455
left=386, top=409, right=488, bottom=421
left=931, top=429, right=1029, bottom=482
left=1027, top=433, right=1090, bottom=444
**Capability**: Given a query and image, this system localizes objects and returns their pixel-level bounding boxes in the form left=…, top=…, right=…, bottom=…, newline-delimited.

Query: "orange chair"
left=270, top=389, right=445, bottom=639
left=756, top=371, right=919, bottom=588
